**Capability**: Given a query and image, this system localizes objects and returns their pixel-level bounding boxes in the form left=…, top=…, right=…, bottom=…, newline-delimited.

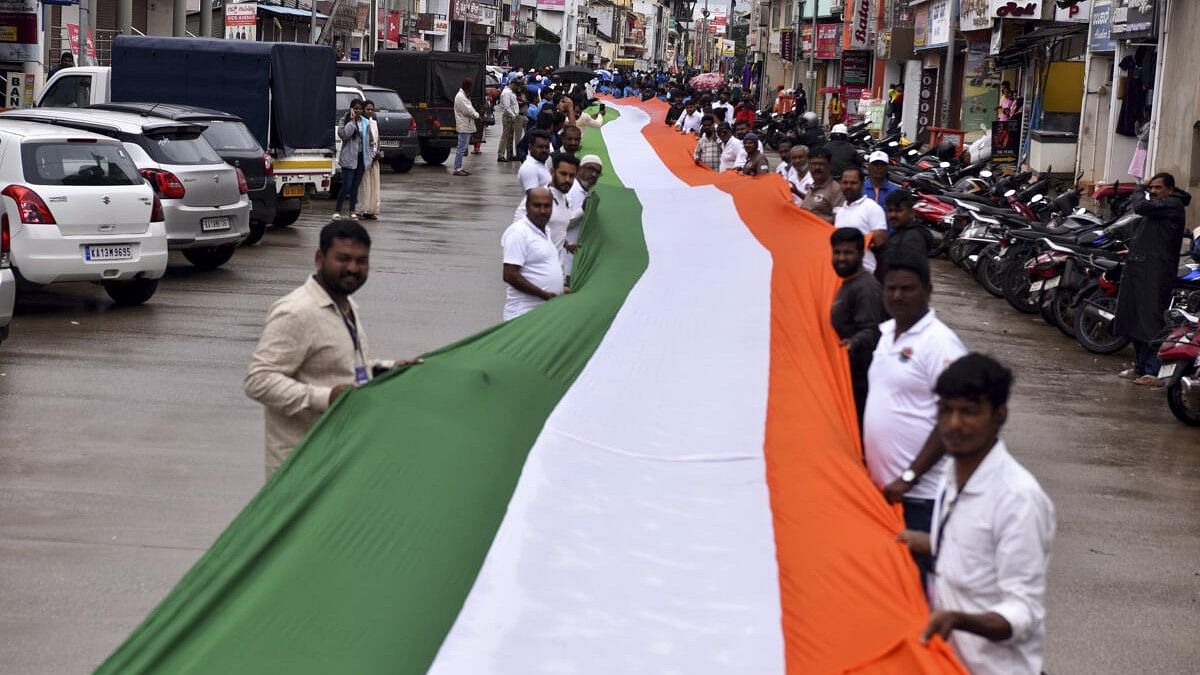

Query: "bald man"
left=501, top=186, right=566, bottom=320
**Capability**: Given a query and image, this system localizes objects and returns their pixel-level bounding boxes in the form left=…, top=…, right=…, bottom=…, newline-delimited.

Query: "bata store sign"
left=848, top=0, right=872, bottom=50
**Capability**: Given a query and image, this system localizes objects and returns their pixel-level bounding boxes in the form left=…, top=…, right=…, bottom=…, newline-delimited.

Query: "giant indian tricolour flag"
left=95, top=99, right=965, bottom=675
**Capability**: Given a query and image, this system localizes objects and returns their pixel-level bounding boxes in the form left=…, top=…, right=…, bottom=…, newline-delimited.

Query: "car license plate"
left=1157, top=363, right=1178, bottom=379
left=1044, top=276, right=1061, bottom=290
left=281, top=184, right=305, bottom=198
left=84, top=244, right=133, bottom=261
left=380, top=140, right=401, bottom=148
left=201, top=216, right=231, bottom=232
left=1030, top=280, right=1044, bottom=292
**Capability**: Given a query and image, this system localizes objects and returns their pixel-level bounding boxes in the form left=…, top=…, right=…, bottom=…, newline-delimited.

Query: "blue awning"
left=257, top=4, right=329, bottom=20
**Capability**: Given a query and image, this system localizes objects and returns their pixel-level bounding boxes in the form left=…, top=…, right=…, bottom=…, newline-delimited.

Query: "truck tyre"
left=391, top=156, right=415, bottom=173
left=103, top=278, right=158, bottom=306
left=182, top=244, right=237, bottom=271
left=273, top=210, right=302, bottom=227
left=244, top=220, right=266, bottom=246
left=420, top=146, right=451, bottom=165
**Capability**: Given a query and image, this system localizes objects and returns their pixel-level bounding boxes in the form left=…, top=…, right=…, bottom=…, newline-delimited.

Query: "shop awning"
left=993, top=23, right=1087, bottom=68
left=258, top=4, right=329, bottom=20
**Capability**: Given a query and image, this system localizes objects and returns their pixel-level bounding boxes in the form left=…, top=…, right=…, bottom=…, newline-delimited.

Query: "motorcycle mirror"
left=1004, top=189, right=1017, bottom=198
left=888, top=140, right=899, bottom=147
left=940, top=161, right=951, bottom=168
left=980, top=170, right=992, bottom=178
left=1031, top=194, right=1045, bottom=203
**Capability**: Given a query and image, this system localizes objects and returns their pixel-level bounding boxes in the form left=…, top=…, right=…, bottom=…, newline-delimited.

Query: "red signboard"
left=816, top=23, right=839, bottom=60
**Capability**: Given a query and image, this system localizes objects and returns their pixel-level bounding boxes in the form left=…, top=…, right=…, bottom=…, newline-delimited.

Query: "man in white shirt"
left=864, top=253, right=967, bottom=588
left=565, top=155, right=603, bottom=278
left=497, top=79, right=521, bottom=162
left=717, top=123, right=742, bottom=171
left=786, top=145, right=813, bottom=206
left=675, top=100, right=703, bottom=134
left=732, top=119, right=764, bottom=168
left=900, top=353, right=1055, bottom=675
left=517, top=130, right=553, bottom=192
left=834, top=166, right=889, bottom=273
left=502, top=187, right=565, bottom=320
left=711, top=91, right=735, bottom=125
left=774, top=139, right=794, bottom=179
left=513, top=152, right=578, bottom=260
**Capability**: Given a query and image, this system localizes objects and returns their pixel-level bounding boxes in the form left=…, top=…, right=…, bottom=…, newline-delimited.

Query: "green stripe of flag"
left=96, top=110, right=647, bottom=675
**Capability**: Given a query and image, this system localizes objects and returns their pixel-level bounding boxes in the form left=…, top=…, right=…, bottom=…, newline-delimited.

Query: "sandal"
left=453, top=170, right=470, bottom=176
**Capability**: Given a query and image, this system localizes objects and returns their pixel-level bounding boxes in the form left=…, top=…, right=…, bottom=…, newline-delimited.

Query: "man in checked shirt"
left=692, top=114, right=722, bottom=171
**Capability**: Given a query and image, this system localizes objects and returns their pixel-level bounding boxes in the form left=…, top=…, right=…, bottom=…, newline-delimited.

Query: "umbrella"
left=594, top=69, right=613, bottom=81
left=689, top=72, right=725, bottom=91
left=556, top=65, right=598, bottom=85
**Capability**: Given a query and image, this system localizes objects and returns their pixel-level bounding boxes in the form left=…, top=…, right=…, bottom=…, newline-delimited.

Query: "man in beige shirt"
left=799, top=147, right=846, bottom=224
left=244, top=220, right=418, bottom=477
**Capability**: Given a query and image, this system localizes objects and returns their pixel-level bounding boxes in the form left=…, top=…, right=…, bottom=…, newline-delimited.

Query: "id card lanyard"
left=932, top=475, right=972, bottom=576
left=339, top=304, right=369, bottom=385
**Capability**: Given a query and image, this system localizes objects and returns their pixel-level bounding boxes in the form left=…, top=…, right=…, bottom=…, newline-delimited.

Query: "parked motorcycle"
left=1155, top=308, right=1200, bottom=426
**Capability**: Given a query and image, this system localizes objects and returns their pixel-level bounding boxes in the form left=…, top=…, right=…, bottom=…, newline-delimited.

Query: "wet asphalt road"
left=0, top=133, right=1197, bottom=674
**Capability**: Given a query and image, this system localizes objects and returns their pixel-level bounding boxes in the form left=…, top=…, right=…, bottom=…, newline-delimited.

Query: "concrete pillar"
left=1146, top=0, right=1200, bottom=225
left=117, top=0, right=132, bottom=34
left=173, top=0, right=187, bottom=36
left=200, top=0, right=213, bottom=38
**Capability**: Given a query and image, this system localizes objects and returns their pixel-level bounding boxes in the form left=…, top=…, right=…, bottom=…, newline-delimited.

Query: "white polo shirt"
left=501, top=217, right=565, bottom=320
left=719, top=136, right=742, bottom=171
left=834, top=194, right=889, bottom=272
left=512, top=185, right=576, bottom=263
left=675, top=110, right=703, bottom=134
left=932, top=440, right=1056, bottom=675
left=518, top=155, right=552, bottom=192
left=775, top=161, right=792, bottom=179
left=712, top=101, right=734, bottom=124
left=788, top=169, right=814, bottom=206
left=862, top=309, right=966, bottom=500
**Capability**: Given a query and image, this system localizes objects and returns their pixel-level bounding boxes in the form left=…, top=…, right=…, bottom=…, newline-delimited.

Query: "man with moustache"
left=834, top=166, right=889, bottom=273
left=800, top=148, right=845, bottom=224
left=561, top=125, right=583, bottom=155
left=565, top=155, right=604, bottom=278
left=786, top=144, right=812, bottom=206
left=830, top=227, right=886, bottom=428
left=518, top=131, right=553, bottom=192
left=244, top=220, right=420, bottom=477
left=503, top=187, right=566, bottom=320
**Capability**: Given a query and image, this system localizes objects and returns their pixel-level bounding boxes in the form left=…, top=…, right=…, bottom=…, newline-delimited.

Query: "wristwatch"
left=900, top=468, right=917, bottom=484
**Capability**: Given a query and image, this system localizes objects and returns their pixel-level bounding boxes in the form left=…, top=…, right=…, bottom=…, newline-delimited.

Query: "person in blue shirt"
left=864, top=151, right=899, bottom=217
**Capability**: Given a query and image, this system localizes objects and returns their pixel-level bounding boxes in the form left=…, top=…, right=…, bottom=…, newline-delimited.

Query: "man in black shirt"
left=875, top=189, right=933, bottom=283
left=831, top=227, right=887, bottom=431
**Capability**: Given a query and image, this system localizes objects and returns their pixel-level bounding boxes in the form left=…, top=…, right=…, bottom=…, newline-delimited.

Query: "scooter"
left=1156, top=308, right=1200, bottom=426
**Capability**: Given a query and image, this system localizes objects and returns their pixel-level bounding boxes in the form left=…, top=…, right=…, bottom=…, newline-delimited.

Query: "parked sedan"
left=0, top=120, right=168, bottom=307
left=359, top=85, right=418, bottom=173
left=0, top=108, right=251, bottom=270
left=92, top=102, right=276, bottom=245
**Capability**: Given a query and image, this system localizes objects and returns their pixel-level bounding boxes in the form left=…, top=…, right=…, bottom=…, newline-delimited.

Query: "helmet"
left=952, top=176, right=989, bottom=195
left=801, top=111, right=819, bottom=127
left=934, top=140, right=957, bottom=161
left=831, top=123, right=849, bottom=136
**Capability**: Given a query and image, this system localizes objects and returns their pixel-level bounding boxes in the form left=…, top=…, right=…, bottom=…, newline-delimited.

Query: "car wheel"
left=244, top=220, right=266, bottom=246
left=420, top=146, right=452, bottom=165
left=391, top=156, right=415, bottom=173
left=103, top=278, right=158, bottom=306
left=182, top=244, right=237, bottom=270
left=273, top=210, right=302, bottom=228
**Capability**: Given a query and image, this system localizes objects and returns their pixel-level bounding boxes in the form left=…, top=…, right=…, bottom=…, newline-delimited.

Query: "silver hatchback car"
left=0, top=108, right=251, bottom=270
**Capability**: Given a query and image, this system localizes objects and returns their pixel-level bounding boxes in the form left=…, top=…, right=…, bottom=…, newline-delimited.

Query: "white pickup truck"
left=38, top=36, right=338, bottom=227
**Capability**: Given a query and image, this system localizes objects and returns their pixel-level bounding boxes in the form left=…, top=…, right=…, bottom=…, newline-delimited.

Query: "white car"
left=1, top=217, right=13, bottom=342
left=0, top=120, right=167, bottom=306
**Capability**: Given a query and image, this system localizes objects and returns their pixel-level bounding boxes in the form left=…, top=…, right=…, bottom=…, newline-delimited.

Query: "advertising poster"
left=1089, top=0, right=1115, bottom=52
left=721, top=39, right=735, bottom=57
left=453, top=0, right=482, bottom=22
left=0, top=0, right=38, bottom=62
left=224, top=3, right=258, bottom=41
left=841, top=51, right=870, bottom=100
left=816, top=23, right=839, bottom=59
left=961, top=41, right=998, bottom=141
left=927, top=0, right=950, bottom=47
left=914, top=7, right=928, bottom=49
left=65, top=23, right=96, bottom=59
left=991, top=117, right=1022, bottom=164
left=1111, top=0, right=1155, bottom=40
left=960, top=0, right=992, bottom=31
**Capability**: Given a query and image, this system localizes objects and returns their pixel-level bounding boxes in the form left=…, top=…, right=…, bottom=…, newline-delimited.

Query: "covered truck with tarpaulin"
left=110, top=36, right=337, bottom=226
left=372, top=50, right=484, bottom=166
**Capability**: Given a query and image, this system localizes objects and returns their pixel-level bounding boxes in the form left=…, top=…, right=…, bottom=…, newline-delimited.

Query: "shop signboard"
left=224, top=2, right=257, bottom=41
left=992, top=1, right=1041, bottom=19
left=842, top=51, right=870, bottom=100
left=1056, top=0, right=1091, bottom=21
left=961, top=40, right=998, bottom=141
left=377, top=8, right=401, bottom=47
left=434, top=17, right=449, bottom=34
left=917, top=67, right=939, bottom=144
left=721, top=39, right=735, bottom=57
left=800, top=24, right=813, bottom=56
left=452, top=0, right=482, bottom=22
left=960, top=0, right=992, bottom=31
left=914, top=6, right=928, bottom=49
left=536, top=0, right=565, bottom=9
left=1111, top=0, right=1155, bottom=40
left=65, top=23, right=96, bottom=59
left=780, top=29, right=794, bottom=62
left=991, top=117, right=1022, bottom=163
left=0, top=0, right=38, bottom=62
left=816, top=23, right=839, bottom=59
left=1089, top=0, right=1115, bottom=52
left=926, top=0, right=951, bottom=48
left=847, top=0, right=871, bottom=51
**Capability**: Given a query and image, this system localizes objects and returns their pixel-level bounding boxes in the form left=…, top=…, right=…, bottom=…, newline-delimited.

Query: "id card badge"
left=354, top=365, right=370, bottom=385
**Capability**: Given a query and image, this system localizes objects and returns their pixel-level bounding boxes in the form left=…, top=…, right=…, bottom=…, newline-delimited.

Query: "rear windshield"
left=366, top=91, right=406, bottom=112
left=201, top=120, right=261, bottom=152
left=21, top=141, right=141, bottom=186
left=141, top=131, right=224, bottom=165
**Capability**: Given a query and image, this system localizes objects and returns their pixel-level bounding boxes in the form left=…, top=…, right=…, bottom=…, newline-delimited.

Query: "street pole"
left=807, top=0, right=815, bottom=106
left=78, top=0, right=92, bottom=66
left=311, top=0, right=318, bottom=44
left=940, top=22, right=955, bottom=128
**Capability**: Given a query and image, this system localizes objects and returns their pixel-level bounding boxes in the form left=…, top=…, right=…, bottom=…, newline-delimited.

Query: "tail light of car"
left=2, top=184, right=56, bottom=224
left=236, top=168, right=248, bottom=194
left=0, top=212, right=9, bottom=268
left=263, top=152, right=273, bottom=177
left=150, top=195, right=164, bottom=222
left=139, top=169, right=186, bottom=199
left=410, top=118, right=417, bottom=132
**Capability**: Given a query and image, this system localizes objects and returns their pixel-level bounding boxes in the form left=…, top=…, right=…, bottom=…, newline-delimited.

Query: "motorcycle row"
left=763, top=110, right=1200, bottom=427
